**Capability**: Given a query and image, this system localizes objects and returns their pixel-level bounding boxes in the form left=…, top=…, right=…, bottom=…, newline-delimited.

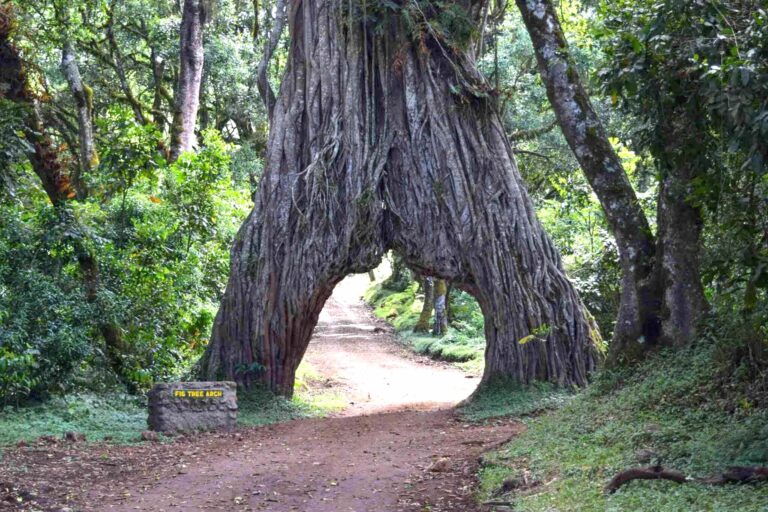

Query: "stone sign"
left=147, top=381, right=237, bottom=432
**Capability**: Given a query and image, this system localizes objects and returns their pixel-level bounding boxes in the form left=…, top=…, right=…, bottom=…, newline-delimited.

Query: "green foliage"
left=596, top=0, right=768, bottom=331
left=0, top=394, right=149, bottom=446
left=364, top=274, right=485, bottom=372
left=475, top=341, right=768, bottom=510
left=0, top=126, right=252, bottom=402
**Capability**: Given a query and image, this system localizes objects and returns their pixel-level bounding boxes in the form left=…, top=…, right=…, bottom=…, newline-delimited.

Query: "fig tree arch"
left=200, top=0, right=599, bottom=396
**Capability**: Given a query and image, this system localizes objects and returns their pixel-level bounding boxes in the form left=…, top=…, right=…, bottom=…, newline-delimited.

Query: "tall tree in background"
left=60, top=40, right=97, bottom=198
left=515, top=0, right=706, bottom=363
left=1, top=5, right=131, bottom=388
left=170, top=0, right=207, bottom=161
left=254, top=0, right=287, bottom=120
left=201, top=0, right=600, bottom=395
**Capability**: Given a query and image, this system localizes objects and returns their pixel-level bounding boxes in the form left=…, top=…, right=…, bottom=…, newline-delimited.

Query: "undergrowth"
left=364, top=280, right=485, bottom=374
left=0, top=362, right=343, bottom=447
left=0, top=393, right=149, bottom=445
left=473, top=341, right=768, bottom=511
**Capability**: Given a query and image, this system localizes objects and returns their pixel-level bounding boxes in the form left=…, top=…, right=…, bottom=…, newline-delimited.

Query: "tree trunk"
left=201, top=0, right=599, bottom=395
left=433, top=279, right=448, bottom=336
left=150, top=44, right=171, bottom=133
left=60, top=40, right=97, bottom=198
left=169, top=0, right=206, bottom=161
left=254, top=0, right=286, bottom=121
left=655, top=110, right=707, bottom=346
left=515, top=0, right=662, bottom=362
left=414, top=277, right=435, bottom=333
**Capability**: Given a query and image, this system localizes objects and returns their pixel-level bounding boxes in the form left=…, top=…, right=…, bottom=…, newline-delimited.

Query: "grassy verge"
left=0, top=393, right=149, bottom=445
left=472, top=342, right=768, bottom=511
left=0, top=361, right=345, bottom=447
left=363, top=281, right=485, bottom=374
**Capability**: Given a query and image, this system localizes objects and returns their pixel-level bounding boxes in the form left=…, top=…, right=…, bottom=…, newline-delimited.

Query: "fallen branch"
left=606, top=465, right=768, bottom=494
left=605, top=465, right=687, bottom=494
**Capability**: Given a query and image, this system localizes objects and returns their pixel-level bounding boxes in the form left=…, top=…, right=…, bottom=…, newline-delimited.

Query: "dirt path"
left=1, top=276, right=521, bottom=511
left=303, top=274, right=479, bottom=415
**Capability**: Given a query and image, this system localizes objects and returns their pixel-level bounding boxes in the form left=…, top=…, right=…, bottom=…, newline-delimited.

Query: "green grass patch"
left=460, top=379, right=574, bottom=422
left=364, top=281, right=422, bottom=331
left=0, top=393, right=148, bottom=446
left=237, top=386, right=318, bottom=427
left=475, top=342, right=768, bottom=511
left=1, top=370, right=345, bottom=447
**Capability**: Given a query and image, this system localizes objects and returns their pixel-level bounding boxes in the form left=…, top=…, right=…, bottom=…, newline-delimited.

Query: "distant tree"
left=516, top=0, right=709, bottom=363
left=170, top=0, right=207, bottom=161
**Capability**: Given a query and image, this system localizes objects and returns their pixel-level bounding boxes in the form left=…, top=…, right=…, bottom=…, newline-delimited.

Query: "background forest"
left=2, top=0, right=765, bottom=403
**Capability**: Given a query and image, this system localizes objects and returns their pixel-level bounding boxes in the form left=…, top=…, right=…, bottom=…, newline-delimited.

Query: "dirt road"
left=1, top=275, right=520, bottom=511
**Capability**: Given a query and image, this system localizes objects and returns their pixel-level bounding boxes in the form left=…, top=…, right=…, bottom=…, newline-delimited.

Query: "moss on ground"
left=471, top=342, right=768, bottom=511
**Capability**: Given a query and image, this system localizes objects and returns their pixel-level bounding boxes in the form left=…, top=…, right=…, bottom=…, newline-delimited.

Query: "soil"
left=0, top=275, right=521, bottom=511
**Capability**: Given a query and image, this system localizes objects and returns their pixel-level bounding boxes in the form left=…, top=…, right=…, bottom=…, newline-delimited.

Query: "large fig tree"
left=201, top=0, right=600, bottom=396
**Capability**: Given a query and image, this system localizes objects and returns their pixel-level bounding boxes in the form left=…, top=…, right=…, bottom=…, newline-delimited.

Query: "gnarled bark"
left=201, top=0, right=599, bottom=395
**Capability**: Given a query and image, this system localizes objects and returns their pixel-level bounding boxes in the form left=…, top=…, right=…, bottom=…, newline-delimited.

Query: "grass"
left=0, top=393, right=149, bottom=445
left=460, top=379, right=574, bottom=422
left=0, top=361, right=347, bottom=447
left=472, top=341, right=768, bottom=511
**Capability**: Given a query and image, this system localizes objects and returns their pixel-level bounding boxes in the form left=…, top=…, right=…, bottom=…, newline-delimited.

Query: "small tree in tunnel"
left=200, top=0, right=601, bottom=396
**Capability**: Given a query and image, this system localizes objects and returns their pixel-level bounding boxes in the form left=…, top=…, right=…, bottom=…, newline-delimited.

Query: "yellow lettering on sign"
left=173, top=389, right=224, bottom=398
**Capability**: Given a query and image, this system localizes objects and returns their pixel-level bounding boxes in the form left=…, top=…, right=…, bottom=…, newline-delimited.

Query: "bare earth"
left=1, top=275, right=521, bottom=512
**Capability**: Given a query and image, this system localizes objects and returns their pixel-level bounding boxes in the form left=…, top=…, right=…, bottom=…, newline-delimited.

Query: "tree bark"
left=201, top=0, right=599, bottom=395
left=655, top=109, right=707, bottom=346
left=60, top=40, right=97, bottom=198
left=433, top=279, right=449, bottom=336
left=414, top=277, right=435, bottom=333
left=254, top=0, right=286, bottom=121
left=515, top=0, right=665, bottom=362
left=169, top=0, right=206, bottom=162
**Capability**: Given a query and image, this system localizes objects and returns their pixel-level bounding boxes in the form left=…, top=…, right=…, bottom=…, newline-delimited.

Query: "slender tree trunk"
left=201, top=0, right=599, bottom=395
left=106, top=5, right=146, bottom=125
left=516, top=0, right=665, bottom=362
left=169, top=0, right=206, bottom=161
left=432, top=279, right=448, bottom=336
left=655, top=109, right=707, bottom=346
left=253, top=0, right=286, bottom=121
left=414, top=277, right=435, bottom=333
left=150, top=45, right=171, bottom=133
left=60, top=40, right=97, bottom=198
